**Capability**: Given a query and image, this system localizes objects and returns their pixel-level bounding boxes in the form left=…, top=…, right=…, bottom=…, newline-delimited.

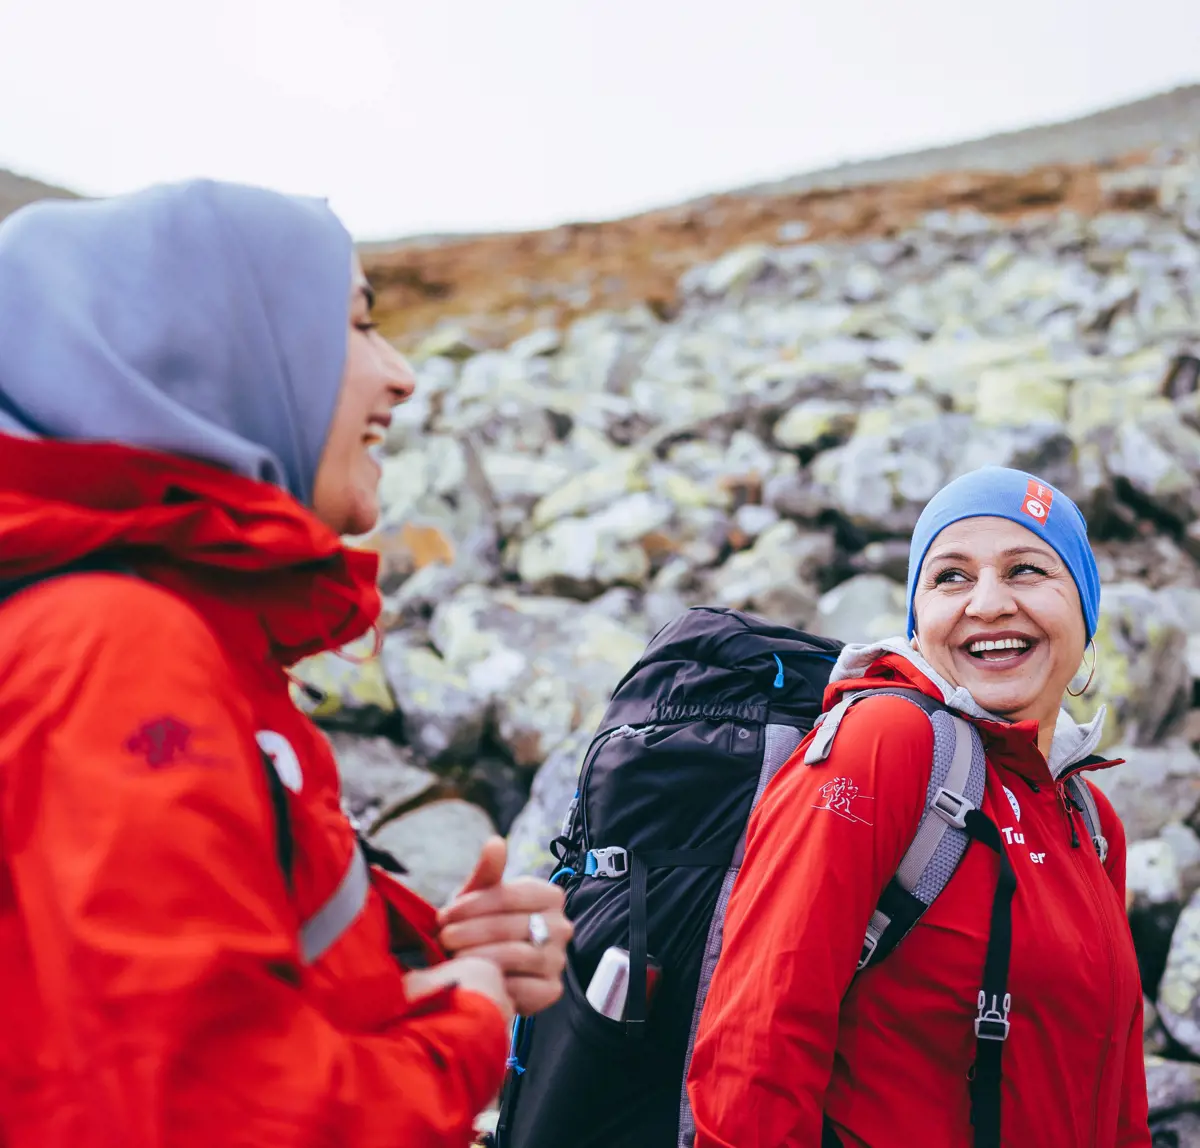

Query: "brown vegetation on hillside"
left=363, top=153, right=1151, bottom=352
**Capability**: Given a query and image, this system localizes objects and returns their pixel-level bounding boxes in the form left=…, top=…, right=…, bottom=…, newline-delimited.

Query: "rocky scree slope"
left=314, top=144, right=1200, bottom=1139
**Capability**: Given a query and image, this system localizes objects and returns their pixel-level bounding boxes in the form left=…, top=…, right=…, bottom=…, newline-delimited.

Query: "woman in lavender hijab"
left=0, top=180, right=568, bottom=1148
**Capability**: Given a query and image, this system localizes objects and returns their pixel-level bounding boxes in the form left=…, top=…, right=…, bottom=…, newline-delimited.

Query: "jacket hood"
left=827, top=636, right=1108, bottom=780
left=0, top=434, right=380, bottom=664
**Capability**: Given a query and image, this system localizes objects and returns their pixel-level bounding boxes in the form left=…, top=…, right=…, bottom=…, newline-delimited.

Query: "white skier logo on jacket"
left=814, top=777, right=874, bottom=826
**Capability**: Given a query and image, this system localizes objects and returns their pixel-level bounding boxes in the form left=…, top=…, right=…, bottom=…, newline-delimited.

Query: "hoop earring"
left=1066, top=639, right=1097, bottom=698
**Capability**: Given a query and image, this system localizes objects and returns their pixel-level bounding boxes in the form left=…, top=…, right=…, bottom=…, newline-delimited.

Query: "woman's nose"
left=965, top=569, right=1016, bottom=619
left=384, top=348, right=416, bottom=405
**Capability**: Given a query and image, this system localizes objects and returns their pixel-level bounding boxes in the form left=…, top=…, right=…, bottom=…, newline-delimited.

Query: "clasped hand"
left=404, top=837, right=572, bottom=1023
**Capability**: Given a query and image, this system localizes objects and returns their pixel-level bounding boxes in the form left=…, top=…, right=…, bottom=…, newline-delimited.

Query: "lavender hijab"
left=0, top=179, right=353, bottom=505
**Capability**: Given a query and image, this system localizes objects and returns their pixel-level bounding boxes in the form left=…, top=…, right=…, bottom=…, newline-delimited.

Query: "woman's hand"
left=404, top=956, right=515, bottom=1027
left=437, top=838, right=573, bottom=1017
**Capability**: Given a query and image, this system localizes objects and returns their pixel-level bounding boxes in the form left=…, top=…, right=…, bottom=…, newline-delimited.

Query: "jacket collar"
left=827, top=637, right=1109, bottom=782
left=0, top=434, right=381, bottom=666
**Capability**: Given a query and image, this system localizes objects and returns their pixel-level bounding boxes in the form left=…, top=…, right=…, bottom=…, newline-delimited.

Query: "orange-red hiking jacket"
left=686, top=643, right=1150, bottom=1148
left=0, top=435, right=508, bottom=1148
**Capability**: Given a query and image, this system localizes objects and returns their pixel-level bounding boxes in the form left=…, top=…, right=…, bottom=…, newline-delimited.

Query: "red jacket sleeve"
left=1092, top=782, right=1152, bottom=1148
left=0, top=578, right=507, bottom=1148
left=686, top=697, right=933, bottom=1148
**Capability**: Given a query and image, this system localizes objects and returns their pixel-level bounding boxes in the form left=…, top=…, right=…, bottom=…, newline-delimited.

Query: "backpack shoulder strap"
left=1065, top=769, right=1109, bottom=864
left=857, top=694, right=987, bottom=968
left=801, top=687, right=987, bottom=968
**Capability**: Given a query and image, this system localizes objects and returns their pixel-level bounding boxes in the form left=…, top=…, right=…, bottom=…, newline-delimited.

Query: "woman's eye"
left=1010, top=564, right=1047, bottom=577
left=933, top=569, right=966, bottom=585
left=355, top=321, right=379, bottom=334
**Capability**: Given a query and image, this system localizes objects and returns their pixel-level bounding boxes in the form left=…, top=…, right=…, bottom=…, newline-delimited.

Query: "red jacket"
left=686, top=649, right=1149, bottom=1148
left=0, top=436, right=508, bottom=1148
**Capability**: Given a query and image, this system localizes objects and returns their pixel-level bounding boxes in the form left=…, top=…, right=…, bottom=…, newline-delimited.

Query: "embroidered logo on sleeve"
left=125, top=717, right=217, bottom=768
left=813, top=777, right=875, bottom=826
left=1020, top=479, right=1054, bottom=524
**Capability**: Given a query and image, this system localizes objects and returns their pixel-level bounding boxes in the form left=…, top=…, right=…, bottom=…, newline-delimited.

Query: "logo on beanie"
left=1020, top=479, right=1054, bottom=524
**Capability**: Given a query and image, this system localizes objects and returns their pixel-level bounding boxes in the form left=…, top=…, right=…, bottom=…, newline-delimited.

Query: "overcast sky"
left=1, top=0, right=1197, bottom=241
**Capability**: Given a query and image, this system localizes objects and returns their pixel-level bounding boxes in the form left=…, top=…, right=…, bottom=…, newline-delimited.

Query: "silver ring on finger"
left=528, top=912, right=550, bottom=948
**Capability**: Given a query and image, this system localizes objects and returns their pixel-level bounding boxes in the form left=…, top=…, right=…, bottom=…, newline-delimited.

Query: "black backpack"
left=492, top=606, right=1106, bottom=1148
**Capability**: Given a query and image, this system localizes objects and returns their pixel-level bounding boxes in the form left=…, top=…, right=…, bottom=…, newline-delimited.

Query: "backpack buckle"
left=857, top=931, right=880, bottom=970
left=974, top=991, right=1011, bottom=1041
left=1093, top=834, right=1109, bottom=864
left=932, top=787, right=971, bottom=831
left=585, top=847, right=630, bottom=879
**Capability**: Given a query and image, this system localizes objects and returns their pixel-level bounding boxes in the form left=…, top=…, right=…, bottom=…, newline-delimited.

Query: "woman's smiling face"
left=910, top=515, right=1088, bottom=735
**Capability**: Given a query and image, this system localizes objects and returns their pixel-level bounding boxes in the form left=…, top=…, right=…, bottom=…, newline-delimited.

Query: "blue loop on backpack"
left=549, top=865, right=576, bottom=885
left=772, top=654, right=785, bottom=689
left=507, top=1018, right=528, bottom=1075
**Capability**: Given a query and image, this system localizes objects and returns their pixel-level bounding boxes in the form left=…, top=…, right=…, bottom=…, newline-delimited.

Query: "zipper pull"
left=1058, top=783, right=1081, bottom=849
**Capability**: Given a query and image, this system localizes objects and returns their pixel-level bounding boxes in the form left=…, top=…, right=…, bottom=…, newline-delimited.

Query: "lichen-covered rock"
left=1157, top=890, right=1200, bottom=1057
left=971, top=365, right=1069, bottom=428
left=516, top=492, right=673, bottom=597
left=381, top=640, right=490, bottom=766
left=1129, top=839, right=1186, bottom=911
left=1064, top=583, right=1191, bottom=749
left=289, top=632, right=395, bottom=732
left=705, top=520, right=832, bottom=626
left=809, top=414, right=1073, bottom=536
left=773, top=398, right=860, bottom=451
left=430, top=585, right=645, bottom=768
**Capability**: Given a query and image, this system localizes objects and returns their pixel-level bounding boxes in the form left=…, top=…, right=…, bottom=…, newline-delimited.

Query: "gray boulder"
left=371, top=799, right=497, bottom=909
left=1064, top=583, right=1191, bottom=750
left=1157, top=889, right=1200, bottom=1057
left=430, top=585, right=645, bottom=768
left=504, top=722, right=598, bottom=882
left=326, top=732, right=439, bottom=828
left=381, top=639, right=490, bottom=767
left=1146, top=1054, right=1200, bottom=1117
left=815, top=574, right=907, bottom=645
left=1089, top=742, right=1200, bottom=844
left=705, top=521, right=833, bottom=627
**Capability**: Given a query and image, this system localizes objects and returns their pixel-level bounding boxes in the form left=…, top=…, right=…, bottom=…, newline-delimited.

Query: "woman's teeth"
left=363, top=430, right=386, bottom=463
left=968, top=637, right=1032, bottom=658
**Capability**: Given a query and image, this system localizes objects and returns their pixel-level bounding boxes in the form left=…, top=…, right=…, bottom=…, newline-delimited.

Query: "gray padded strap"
left=803, top=694, right=857, bottom=765
left=894, top=714, right=975, bottom=893
left=300, top=845, right=370, bottom=965
left=1067, top=774, right=1108, bottom=863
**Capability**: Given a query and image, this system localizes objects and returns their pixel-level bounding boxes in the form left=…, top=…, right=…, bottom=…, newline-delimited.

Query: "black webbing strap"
left=260, top=749, right=295, bottom=889
left=821, top=1115, right=844, bottom=1146
left=626, top=846, right=730, bottom=1039
left=964, top=809, right=1016, bottom=1148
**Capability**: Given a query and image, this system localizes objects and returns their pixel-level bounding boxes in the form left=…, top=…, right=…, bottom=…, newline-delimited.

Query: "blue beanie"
left=906, top=466, right=1100, bottom=641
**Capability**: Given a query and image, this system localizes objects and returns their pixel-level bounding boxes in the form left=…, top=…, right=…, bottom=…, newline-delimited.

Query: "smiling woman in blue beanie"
left=688, top=466, right=1149, bottom=1148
